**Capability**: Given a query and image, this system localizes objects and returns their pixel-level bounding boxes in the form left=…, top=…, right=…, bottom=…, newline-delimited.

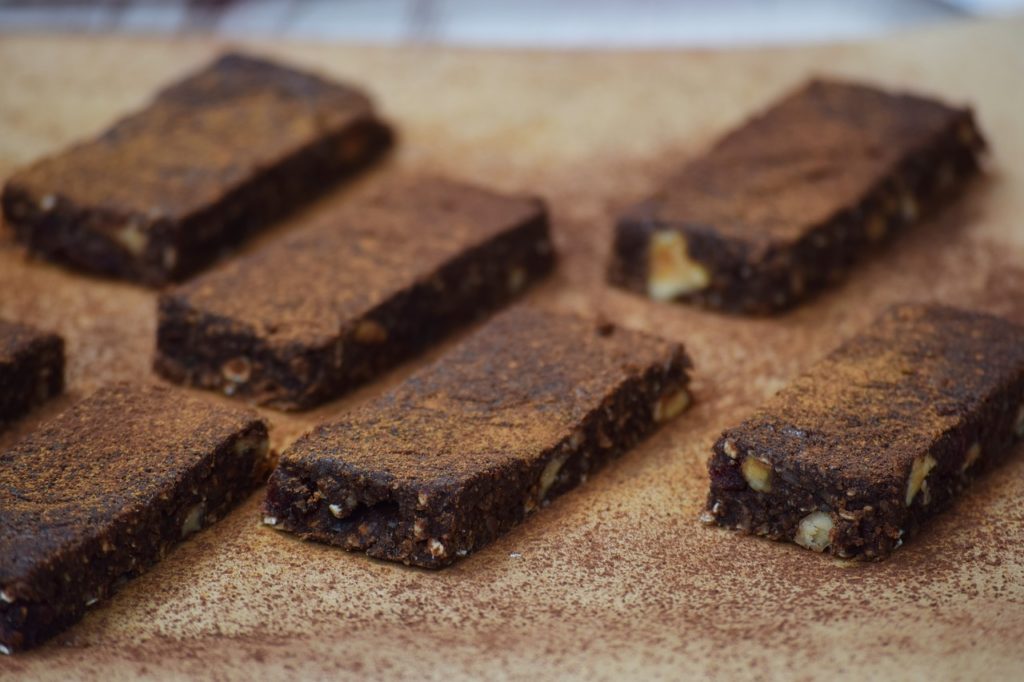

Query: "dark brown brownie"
left=2, top=53, right=392, bottom=286
left=705, top=304, right=1024, bottom=560
left=262, top=306, right=693, bottom=568
left=609, top=79, right=986, bottom=314
left=0, top=319, right=63, bottom=431
left=0, top=383, right=269, bottom=654
left=155, top=176, right=555, bottom=411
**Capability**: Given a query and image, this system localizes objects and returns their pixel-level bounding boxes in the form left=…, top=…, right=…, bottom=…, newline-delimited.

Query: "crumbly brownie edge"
left=1, top=118, right=393, bottom=286
left=0, top=332, right=64, bottom=431
left=609, top=110, right=985, bottom=315
left=0, top=421, right=269, bottom=654
left=154, top=210, right=555, bottom=410
left=704, top=355, right=1024, bottom=561
left=262, top=346, right=692, bottom=568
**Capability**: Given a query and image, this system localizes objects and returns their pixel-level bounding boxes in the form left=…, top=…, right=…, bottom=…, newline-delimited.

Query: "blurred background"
left=1, top=0, right=1022, bottom=46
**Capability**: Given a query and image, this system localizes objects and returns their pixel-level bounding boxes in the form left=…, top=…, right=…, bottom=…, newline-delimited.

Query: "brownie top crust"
left=0, top=319, right=50, bottom=362
left=722, top=304, right=1024, bottom=493
left=164, top=176, right=547, bottom=346
left=0, top=383, right=266, bottom=584
left=281, top=306, right=690, bottom=485
left=5, top=53, right=377, bottom=223
left=638, top=79, right=973, bottom=248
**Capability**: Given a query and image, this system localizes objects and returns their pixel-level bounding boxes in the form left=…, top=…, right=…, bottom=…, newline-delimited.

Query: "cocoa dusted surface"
left=4, top=54, right=376, bottom=219
left=154, top=176, right=553, bottom=409
left=264, top=306, right=690, bottom=566
left=282, top=307, right=685, bottom=481
left=0, top=383, right=267, bottom=569
left=163, top=177, right=548, bottom=346
left=1, top=20, right=1024, bottom=680
left=707, top=303, right=1024, bottom=559
left=2, top=52, right=392, bottom=284
left=733, top=304, right=1024, bottom=482
left=0, top=383, right=270, bottom=653
left=650, top=80, right=974, bottom=243
left=609, top=78, right=985, bottom=313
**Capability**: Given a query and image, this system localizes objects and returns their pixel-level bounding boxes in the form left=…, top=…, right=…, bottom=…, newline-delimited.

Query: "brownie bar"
left=262, top=306, right=693, bottom=568
left=155, top=176, right=555, bottom=410
left=705, top=304, right=1024, bottom=560
left=2, top=53, right=392, bottom=285
left=0, top=383, right=269, bottom=653
left=609, top=79, right=986, bottom=314
left=0, top=319, right=63, bottom=431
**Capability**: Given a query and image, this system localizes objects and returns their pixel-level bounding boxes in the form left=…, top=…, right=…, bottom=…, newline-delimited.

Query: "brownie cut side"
left=1, top=52, right=392, bottom=285
left=0, top=319, right=64, bottom=431
left=705, top=304, right=1024, bottom=560
left=155, top=176, right=555, bottom=410
left=0, top=383, right=270, bottom=654
left=609, top=78, right=986, bottom=314
left=262, top=306, right=693, bottom=568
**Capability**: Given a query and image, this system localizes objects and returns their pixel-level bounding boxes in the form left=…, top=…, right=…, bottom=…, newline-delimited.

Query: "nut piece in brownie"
left=155, top=176, right=555, bottom=410
left=2, top=52, right=393, bottom=285
left=262, top=306, right=693, bottom=568
left=705, top=304, right=1024, bottom=560
left=0, top=319, right=63, bottom=431
left=0, top=383, right=269, bottom=654
left=609, top=79, right=986, bottom=314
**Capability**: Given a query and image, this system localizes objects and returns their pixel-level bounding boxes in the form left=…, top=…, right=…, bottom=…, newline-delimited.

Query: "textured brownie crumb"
left=1, top=52, right=392, bottom=285
left=0, top=319, right=64, bottom=431
left=155, top=176, right=555, bottom=410
left=262, top=306, right=693, bottom=568
left=0, top=383, right=270, bottom=653
left=609, top=78, right=986, bottom=314
left=705, top=303, right=1024, bottom=560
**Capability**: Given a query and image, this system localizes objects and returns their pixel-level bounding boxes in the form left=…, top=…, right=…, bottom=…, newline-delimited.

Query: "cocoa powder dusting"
left=2, top=26, right=1024, bottom=680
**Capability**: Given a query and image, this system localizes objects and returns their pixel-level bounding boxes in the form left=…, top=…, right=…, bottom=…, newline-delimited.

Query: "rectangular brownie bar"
left=0, top=319, right=63, bottom=431
left=705, top=304, right=1024, bottom=560
left=155, top=176, right=555, bottom=410
left=609, top=79, right=986, bottom=314
left=0, top=383, right=269, bottom=654
left=2, top=52, right=392, bottom=285
left=262, top=306, right=693, bottom=568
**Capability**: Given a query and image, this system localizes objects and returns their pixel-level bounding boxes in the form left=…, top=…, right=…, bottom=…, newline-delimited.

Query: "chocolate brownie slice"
left=0, top=383, right=269, bottom=653
left=705, top=304, right=1024, bottom=560
left=2, top=53, right=392, bottom=285
left=609, top=79, right=986, bottom=314
left=155, top=176, right=555, bottom=410
left=263, top=306, right=692, bottom=568
left=0, top=319, right=63, bottom=431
